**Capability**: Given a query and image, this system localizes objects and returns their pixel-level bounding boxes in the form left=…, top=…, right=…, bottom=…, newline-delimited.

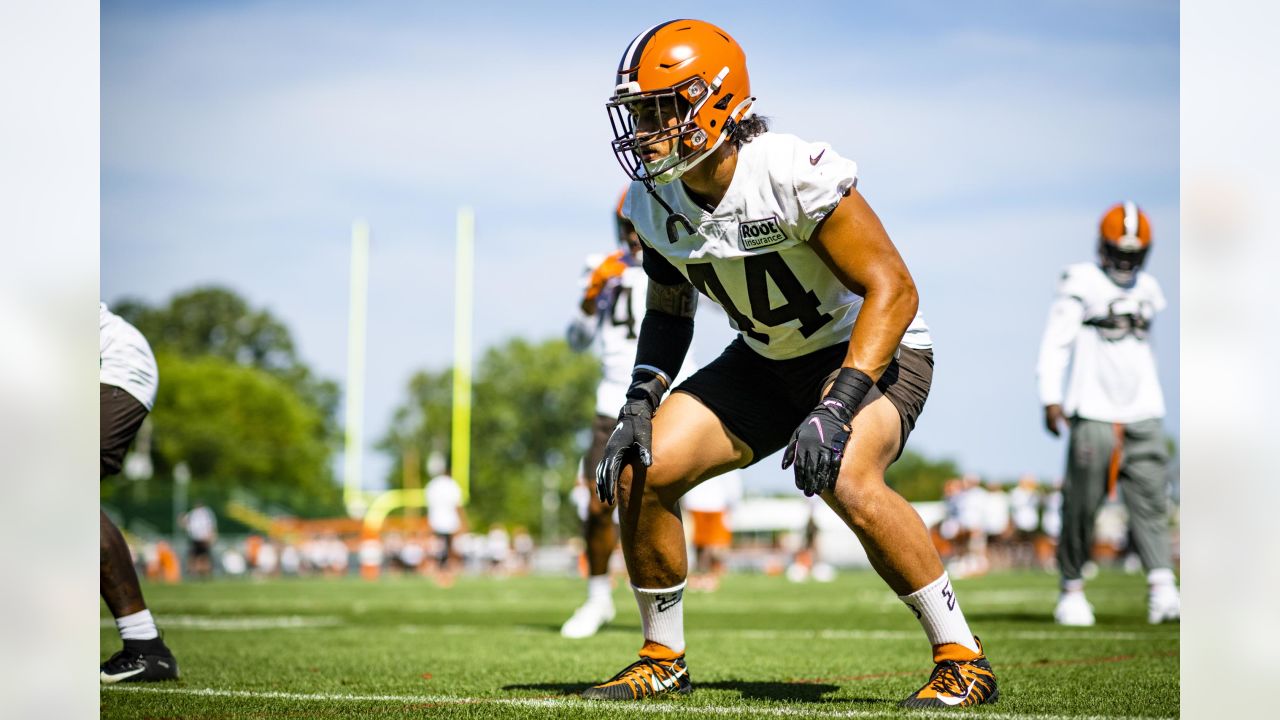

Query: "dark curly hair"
left=729, top=114, right=769, bottom=146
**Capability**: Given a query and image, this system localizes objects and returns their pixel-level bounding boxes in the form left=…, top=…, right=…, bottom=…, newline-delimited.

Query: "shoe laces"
left=608, top=657, right=678, bottom=693
left=926, top=661, right=970, bottom=696
left=102, top=648, right=142, bottom=672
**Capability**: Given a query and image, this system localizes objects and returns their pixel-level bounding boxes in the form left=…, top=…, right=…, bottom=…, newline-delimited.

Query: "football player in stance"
left=100, top=303, right=180, bottom=683
left=1037, top=202, right=1180, bottom=626
left=563, top=195, right=696, bottom=638
left=587, top=20, right=997, bottom=708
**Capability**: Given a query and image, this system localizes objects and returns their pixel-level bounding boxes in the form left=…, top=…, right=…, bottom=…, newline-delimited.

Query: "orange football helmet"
left=1097, top=201, right=1152, bottom=284
left=607, top=19, right=755, bottom=185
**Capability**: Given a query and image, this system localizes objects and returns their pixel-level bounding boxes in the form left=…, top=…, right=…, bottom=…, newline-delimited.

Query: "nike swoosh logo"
left=808, top=417, right=825, bottom=443
left=100, top=666, right=146, bottom=683
left=809, top=149, right=826, bottom=165
left=936, top=678, right=977, bottom=706
left=655, top=665, right=687, bottom=691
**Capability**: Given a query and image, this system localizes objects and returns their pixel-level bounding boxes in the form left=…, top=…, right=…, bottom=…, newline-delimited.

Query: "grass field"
left=100, top=569, right=1178, bottom=719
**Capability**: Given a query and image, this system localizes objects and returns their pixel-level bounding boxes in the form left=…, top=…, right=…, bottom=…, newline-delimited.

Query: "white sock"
left=1147, top=568, right=1177, bottom=590
left=1061, top=577, right=1086, bottom=595
left=115, top=609, right=158, bottom=641
left=633, top=581, right=686, bottom=655
left=898, top=573, right=980, bottom=654
left=587, top=574, right=613, bottom=606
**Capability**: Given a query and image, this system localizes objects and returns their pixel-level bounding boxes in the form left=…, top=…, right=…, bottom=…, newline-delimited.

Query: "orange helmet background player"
left=582, top=190, right=642, bottom=315
left=1097, top=201, right=1152, bottom=285
left=606, top=19, right=755, bottom=186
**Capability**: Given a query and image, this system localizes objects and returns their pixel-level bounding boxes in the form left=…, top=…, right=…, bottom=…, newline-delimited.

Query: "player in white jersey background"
left=1037, top=202, right=1180, bottom=627
left=585, top=19, right=996, bottom=707
left=562, top=194, right=699, bottom=638
left=99, top=303, right=180, bottom=683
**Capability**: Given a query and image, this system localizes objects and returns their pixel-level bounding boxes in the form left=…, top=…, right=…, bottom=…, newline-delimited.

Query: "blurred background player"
left=682, top=469, right=742, bottom=591
left=99, top=302, right=179, bottom=683
left=1037, top=201, right=1180, bottom=626
left=179, top=499, right=217, bottom=579
left=425, top=460, right=466, bottom=586
left=562, top=193, right=697, bottom=638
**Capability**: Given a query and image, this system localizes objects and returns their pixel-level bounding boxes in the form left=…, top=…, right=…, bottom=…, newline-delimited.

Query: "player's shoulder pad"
left=1057, top=262, right=1097, bottom=295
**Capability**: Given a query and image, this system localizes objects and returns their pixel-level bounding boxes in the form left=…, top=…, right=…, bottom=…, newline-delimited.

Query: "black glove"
left=595, top=372, right=667, bottom=504
left=782, top=368, right=875, bottom=496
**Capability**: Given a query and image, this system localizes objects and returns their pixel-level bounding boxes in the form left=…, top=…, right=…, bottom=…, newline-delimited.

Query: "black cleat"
left=899, top=637, right=998, bottom=708
left=582, top=655, right=692, bottom=700
left=100, top=638, right=180, bottom=684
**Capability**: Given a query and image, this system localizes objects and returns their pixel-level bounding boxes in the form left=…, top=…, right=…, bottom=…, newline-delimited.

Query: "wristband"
left=626, top=370, right=668, bottom=409
left=825, top=367, right=875, bottom=413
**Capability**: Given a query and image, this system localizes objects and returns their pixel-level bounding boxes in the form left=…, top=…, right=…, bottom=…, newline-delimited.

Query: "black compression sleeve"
left=641, top=242, right=688, bottom=285
left=633, top=310, right=694, bottom=386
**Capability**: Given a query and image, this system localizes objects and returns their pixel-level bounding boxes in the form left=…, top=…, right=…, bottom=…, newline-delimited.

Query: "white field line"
left=99, top=614, right=1171, bottom=642
left=414, top=624, right=1170, bottom=642
left=103, top=685, right=1172, bottom=720
left=99, top=615, right=342, bottom=631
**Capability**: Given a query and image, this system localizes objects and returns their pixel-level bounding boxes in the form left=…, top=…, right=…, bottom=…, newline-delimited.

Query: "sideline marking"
left=99, top=615, right=342, bottom=631
left=103, top=685, right=1174, bottom=720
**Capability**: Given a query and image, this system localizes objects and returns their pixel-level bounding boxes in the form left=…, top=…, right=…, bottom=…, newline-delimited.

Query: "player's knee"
left=617, top=460, right=682, bottom=511
left=834, top=474, right=890, bottom=531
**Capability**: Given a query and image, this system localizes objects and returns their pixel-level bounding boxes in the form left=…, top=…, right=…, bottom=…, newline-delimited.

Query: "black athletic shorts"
left=674, top=338, right=933, bottom=466
left=101, top=383, right=149, bottom=479
left=190, top=539, right=213, bottom=559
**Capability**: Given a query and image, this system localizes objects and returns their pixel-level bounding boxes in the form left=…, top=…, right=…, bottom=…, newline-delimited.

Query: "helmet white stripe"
left=620, top=22, right=664, bottom=82
left=1122, top=200, right=1139, bottom=237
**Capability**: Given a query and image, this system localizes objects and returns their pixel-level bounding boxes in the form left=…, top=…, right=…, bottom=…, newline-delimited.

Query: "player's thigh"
left=827, top=388, right=904, bottom=499
left=1065, top=419, right=1114, bottom=509
left=1119, top=420, right=1170, bottom=514
left=100, top=383, right=148, bottom=479
left=619, top=391, right=751, bottom=506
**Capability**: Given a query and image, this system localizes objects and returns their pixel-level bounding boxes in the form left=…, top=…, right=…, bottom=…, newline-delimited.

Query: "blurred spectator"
left=180, top=500, right=217, bottom=579
left=1008, top=475, right=1042, bottom=567
left=486, top=526, right=511, bottom=575
left=426, top=465, right=466, bottom=585
left=981, top=480, right=1011, bottom=567
left=949, top=474, right=990, bottom=578
left=787, top=495, right=834, bottom=583
left=512, top=527, right=534, bottom=574
left=280, top=543, right=301, bottom=576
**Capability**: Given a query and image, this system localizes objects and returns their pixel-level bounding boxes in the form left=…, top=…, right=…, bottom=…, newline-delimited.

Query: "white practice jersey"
left=426, top=474, right=463, bottom=535
left=624, top=132, right=931, bottom=360
left=99, top=302, right=159, bottom=409
left=573, top=254, right=696, bottom=416
left=1036, top=262, right=1166, bottom=423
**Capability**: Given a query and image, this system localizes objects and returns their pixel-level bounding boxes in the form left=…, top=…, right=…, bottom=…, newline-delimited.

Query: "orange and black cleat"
left=582, top=649, right=691, bottom=700
left=899, top=637, right=998, bottom=708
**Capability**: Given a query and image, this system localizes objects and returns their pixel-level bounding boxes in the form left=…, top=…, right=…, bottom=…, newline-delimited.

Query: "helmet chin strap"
left=641, top=180, right=695, bottom=244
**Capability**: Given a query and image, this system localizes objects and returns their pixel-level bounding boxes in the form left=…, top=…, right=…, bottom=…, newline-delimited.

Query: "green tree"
left=106, top=287, right=343, bottom=515
left=379, top=337, right=600, bottom=535
left=113, top=287, right=340, bottom=433
left=885, top=449, right=962, bottom=502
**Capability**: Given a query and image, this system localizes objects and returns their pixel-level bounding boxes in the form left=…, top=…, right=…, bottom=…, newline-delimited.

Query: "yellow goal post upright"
left=452, top=206, right=474, bottom=505
left=360, top=207, right=474, bottom=537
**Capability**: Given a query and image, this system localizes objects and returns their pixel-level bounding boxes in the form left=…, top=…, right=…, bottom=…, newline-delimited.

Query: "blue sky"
left=101, top=0, right=1179, bottom=494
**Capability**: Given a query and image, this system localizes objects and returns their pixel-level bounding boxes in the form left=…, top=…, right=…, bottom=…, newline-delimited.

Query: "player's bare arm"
left=809, top=186, right=919, bottom=382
